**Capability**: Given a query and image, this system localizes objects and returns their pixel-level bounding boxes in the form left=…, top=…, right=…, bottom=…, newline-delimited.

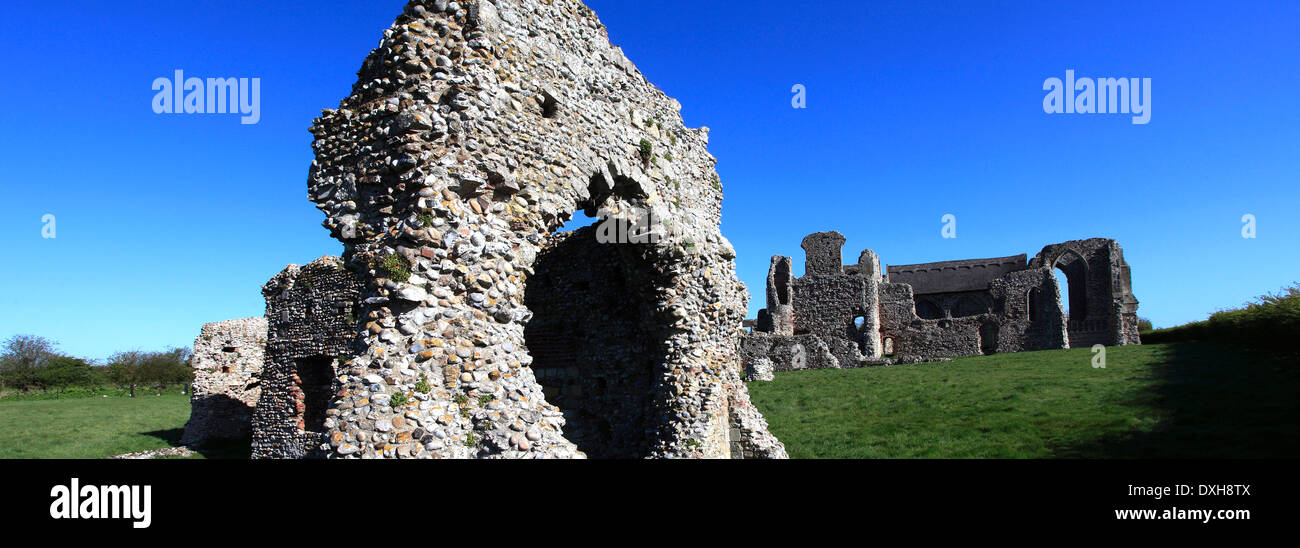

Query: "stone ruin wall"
left=181, top=317, right=267, bottom=447
left=299, top=0, right=785, bottom=458
left=1030, top=239, right=1141, bottom=348
left=250, top=257, right=363, bottom=459
left=744, top=232, right=1139, bottom=371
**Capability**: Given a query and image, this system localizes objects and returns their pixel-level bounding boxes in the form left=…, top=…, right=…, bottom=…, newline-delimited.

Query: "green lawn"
left=748, top=342, right=1299, bottom=458
left=0, top=393, right=196, bottom=459
left=3, top=342, right=1294, bottom=459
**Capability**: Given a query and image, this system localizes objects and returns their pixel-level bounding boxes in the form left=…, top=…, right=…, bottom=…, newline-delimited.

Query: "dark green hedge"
left=1142, top=284, right=1300, bottom=353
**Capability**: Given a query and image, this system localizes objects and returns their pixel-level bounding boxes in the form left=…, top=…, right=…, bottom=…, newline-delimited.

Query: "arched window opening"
left=915, top=298, right=945, bottom=320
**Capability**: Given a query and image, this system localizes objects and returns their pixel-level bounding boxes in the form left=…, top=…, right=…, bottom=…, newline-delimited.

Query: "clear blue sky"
left=2, top=1, right=1296, bottom=361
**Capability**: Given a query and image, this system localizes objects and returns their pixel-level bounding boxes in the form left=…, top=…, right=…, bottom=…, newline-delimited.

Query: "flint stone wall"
left=181, top=317, right=267, bottom=447
left=251, top=257, right=363, bottom=459
left=297, top=0, right=784, bottom=458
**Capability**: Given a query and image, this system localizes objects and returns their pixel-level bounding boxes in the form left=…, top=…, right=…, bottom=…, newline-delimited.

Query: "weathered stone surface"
left=262, top=0, right=785, bottom=459
left=180, top=318, right=267, bottom=447
left=250, top=257, right=363, bottom=459
left=743, top=358, right=774, bottom=382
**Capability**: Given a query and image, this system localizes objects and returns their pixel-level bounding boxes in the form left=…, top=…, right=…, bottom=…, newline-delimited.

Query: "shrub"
left=372, top=253, right=411, bottom=283
left=638, top=138, right=653, bottom=163
left=1143, top=283, right=1300, bottom=354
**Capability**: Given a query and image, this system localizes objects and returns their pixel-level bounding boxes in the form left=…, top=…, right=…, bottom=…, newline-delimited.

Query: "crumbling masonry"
left=229, top=0, right=785, bottom=459
left=741, top=232, right=1140, bottom=370
left=250, top=257, right=363, bottom=458
left=181, top=317, right=267, bottom=447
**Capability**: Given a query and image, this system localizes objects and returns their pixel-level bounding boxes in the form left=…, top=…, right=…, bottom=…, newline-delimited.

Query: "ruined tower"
left=296, top=0, right=784, bottom=458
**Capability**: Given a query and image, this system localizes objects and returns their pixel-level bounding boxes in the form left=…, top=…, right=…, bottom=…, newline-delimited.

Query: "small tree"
left=107, top=350, right=148, bottom=397
left=35, top=357, right=92, bottom=393
left=139, top=347, right=192, bottom=391
left=0, top=335, right=58, bottom=393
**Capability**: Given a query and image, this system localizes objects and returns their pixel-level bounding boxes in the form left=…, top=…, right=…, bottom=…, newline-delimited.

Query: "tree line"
left=0, top=335, right=192, bottom=397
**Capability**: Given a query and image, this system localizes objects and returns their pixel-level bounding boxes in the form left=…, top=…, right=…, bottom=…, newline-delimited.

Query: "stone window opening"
left=222, top=345, right=237, bottom=353
left=915, top=298, right=945, bottom=320
left=979, top=322, right=999, bottom=355
left=851, top=315, right=869, bottom=353
left=539, top=90, right=560, bottom=119
left=774, top=260, right=791, bottom=306
left=291, top=356, right=335, bottom=434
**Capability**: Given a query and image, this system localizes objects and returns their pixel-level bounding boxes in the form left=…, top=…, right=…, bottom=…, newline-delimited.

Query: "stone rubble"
left=111, top=446, right=197, bottom=459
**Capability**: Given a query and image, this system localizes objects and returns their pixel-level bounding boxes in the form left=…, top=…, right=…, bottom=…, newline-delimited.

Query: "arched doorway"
left=522, top=172, right=671, bottom=459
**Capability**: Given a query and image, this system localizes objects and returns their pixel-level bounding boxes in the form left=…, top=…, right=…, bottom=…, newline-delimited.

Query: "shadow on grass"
left=1050, top=342, right=1300, bottom=458
left=142, top=428, right=252, bottom=459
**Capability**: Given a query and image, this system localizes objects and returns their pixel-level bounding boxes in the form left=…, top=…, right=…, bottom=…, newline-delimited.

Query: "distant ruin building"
left=742, top=232, right=1140, bottom=370
left=236, top=0, right=786, bottom=459
left=250, top=257, right=363, bottom=459
left=181, top=317, right=267, bottom=447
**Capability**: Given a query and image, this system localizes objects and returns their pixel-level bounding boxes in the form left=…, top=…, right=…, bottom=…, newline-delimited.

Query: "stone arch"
left=522, top=187, right=672, bottom=458
left=1053, top=249, right=1089, bottom=321
left=915, top=298, right=945, bottom=320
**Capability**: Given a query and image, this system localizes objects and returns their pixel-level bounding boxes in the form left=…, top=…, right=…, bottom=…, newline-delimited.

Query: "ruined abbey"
left=184, top=0, right=786, bottom=459
left=180, top=0, right=1140, bottom=458
left=741, top=232, right=1140, bottom=371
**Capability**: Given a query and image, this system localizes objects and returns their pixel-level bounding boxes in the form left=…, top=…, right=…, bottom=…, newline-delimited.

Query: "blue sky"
left=1, top=0, right=1296, bottom=361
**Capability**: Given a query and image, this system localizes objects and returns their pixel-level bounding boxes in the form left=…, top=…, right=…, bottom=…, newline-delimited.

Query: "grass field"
left=0, top=393, right=194, bottom=459
left=2, top=342, right=1294, bottom=459
left=748, top=342, right=1299, bottom=458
